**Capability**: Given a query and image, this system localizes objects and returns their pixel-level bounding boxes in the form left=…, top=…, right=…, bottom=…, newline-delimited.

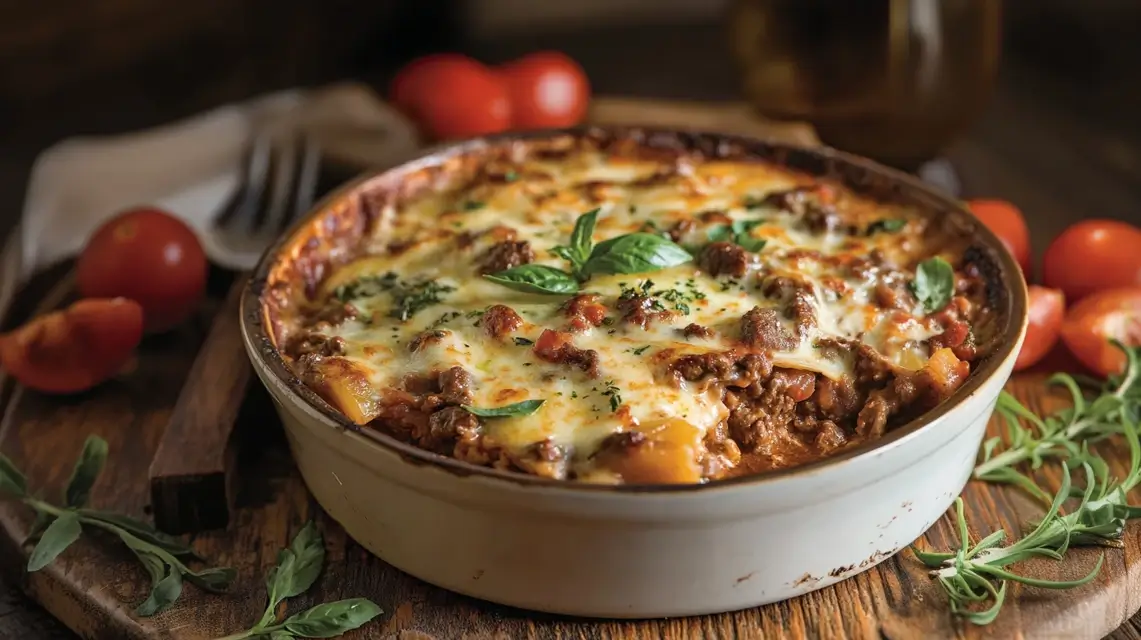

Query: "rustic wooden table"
left=1, top=21, right=1140, bottom=640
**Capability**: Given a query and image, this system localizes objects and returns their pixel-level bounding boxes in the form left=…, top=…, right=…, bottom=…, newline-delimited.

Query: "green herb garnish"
left=581, top=233, right=692, bottom=278
left=910, top=257, right=955, bottom=312
left=484, top=265, right=580, bottom=295
left=601, top=380, right=623, bottom=412
left=463, top=200, right=486, bottom=211
left=334, top=272, right=455, bottom=321
left=551, top=208, right=599, bottom=272
left=866, top=218, right=907, bottom=235
left=216, top=522, right=381, bottom=639
left=0, top=437, right=235, bottom=617
left=631, top=345, right=651, bottom=356
left=707, top=219, right=766, bottom=252
left=463, top=399, right=546, bottom=418
left=513, top=337, right=535, bottom=346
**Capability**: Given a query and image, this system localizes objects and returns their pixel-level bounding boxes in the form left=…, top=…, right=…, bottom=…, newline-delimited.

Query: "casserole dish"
left=241, top=128, right=1028, bottom=618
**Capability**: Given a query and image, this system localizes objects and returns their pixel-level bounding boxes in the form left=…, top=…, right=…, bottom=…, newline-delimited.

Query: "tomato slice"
left=1060, top=288, right=1141, bottom=377
left=0, top=298, right=144, bottom=394
left=1013, top=286, right=1065, bottom=372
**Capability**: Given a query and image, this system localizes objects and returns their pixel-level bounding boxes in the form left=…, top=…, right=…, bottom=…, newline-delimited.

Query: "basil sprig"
left=484, top=209, right=692, bottom=295
left=707, top=219, right=767, bottom=252
left=218, top=521, right=382, bottom=639
left=910, top=257, right=955, bottom=312
left=463, top=399, right=545, bottom=418
left=0, top=436, right=236, bottom=617
left=866, top=218, right=907, bottom=235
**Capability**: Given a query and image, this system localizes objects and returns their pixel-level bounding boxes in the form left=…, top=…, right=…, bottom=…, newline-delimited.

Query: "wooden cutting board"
left=0, top=99, right=1135, bottom=640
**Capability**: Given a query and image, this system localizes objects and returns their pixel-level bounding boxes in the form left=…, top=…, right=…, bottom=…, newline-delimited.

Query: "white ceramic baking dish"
left=240, top=128, right=1028, bottom=618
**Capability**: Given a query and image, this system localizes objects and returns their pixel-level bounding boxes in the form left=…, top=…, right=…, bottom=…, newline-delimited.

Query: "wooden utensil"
left=148, top=276, right=250, bottom=534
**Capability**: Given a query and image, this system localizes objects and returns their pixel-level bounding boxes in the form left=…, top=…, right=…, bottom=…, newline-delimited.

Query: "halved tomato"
left=1059, top=288, right=1141, bottom=377
left=0, top=298, right=144, bottom=394
left=1013, top=286, right=1065, bottom=372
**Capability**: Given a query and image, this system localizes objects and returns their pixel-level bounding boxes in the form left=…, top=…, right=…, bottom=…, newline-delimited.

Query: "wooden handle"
left=149, top=276, right=250, bottom=533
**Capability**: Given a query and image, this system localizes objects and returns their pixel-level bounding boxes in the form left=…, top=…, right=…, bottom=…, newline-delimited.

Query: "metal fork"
left=201, top=131, right=321, bottom=271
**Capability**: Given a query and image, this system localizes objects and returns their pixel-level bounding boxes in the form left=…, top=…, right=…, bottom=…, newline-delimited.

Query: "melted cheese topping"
left=297, top=148, right=975, bottom=483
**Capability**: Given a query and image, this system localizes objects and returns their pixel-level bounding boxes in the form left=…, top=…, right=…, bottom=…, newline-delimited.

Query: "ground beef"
left=534, top=329, right=600, bottom=377
left=725, top=384, right=797, bottom=454
left=511, top=439, right=570, bottom=479
left=437, top=366, right=474, bottom=406
left=421, top=406, right=481, bottom=452
left=681, top=323, right=716, bottom=340
left=561, top=294, right=608, bottom=332
left=759, top=275, right=818, bottom=338
left=740, top=307, right=798, bottom=351
left=478, top=240, right=534, bottom=275
left=286, top=333, right=345, bottom=358
left=483, top=304, right=523, bottom=339
left=617, top=294, right=672, bottom=329
left=668, top=350, right=773, bottom=389
left=874, top=280, right=916, bottom=311
left=700, top=424, right=743, bottom=478
left=698, top=241, right=754, bottom=277
left=697, top=209, right=732, bottom=224
left=667, top=219, right=697, bottom=243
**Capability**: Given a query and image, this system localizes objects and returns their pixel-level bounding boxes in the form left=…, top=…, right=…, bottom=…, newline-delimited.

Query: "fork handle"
left=149, top=274, right=250, bottom=533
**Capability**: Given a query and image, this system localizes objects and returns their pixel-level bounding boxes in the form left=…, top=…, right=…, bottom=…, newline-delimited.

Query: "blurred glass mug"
left=727, top=0, right=1002, bottom=171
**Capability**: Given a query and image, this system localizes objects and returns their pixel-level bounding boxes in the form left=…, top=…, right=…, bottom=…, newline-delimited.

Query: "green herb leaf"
left=270, top=631, right=295, bottom=640
left=462, top=200, right=485, bottom=211
left=565, top=208, right=599, bottom=268
left=866, top=218, right=907, bottom=234
left=706, top=225, right=733, bottom=243
left=27, top=511, right=81, bottom=571
left=23, top=511, right=51, bottom=546
left=136, top=564, right=183, bottom=617
left=281, top=598, right=383, bottom=638
left=269, top=522, right=325, bottom=604
left=463, top=400, right=545, bottom=418
left=736, top=236, right=767, bottom=252
left=910, top=257, right=955, bottom=312
left=581, top=233, right=692, bottom=277
left=78, top=509, right=199, bottom=558
left=513, top=337, right=534, bottom=346
left=65, top=436, right=108, bottom=508
left=0, top=453, right=27, bottom=496
left=184, top=566, right=237, bottom=593
left=484, top=265, right=579, bottom=295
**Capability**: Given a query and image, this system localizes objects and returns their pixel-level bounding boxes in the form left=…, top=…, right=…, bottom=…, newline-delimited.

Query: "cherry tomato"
left=1060, top=288, right=1141, bottom=377
left=0, top=298, right=143, bottom=394
left=965, top=199, right=1031, bottom=274
left=498, top=51, right=590, bottom=129
left=389, top=54, right=483, bottom=117
left=1043, top=219, right=1141, bottom=302
left=389, top=55, right=510, bottom=141
left=1013, top=286, right=1065, bottom=371
left=76, top=207, right=207, bottom=333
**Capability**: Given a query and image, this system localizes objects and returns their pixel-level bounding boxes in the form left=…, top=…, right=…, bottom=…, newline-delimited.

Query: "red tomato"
left=498, top=51, right=590, bottom=129
left=1060, top=288, right=1141, bottom=377
left=1013, top=286, right=1065, bottom=371
left=389, top=54, right=484, bottom=117
left=965, top=199, right=1031, bottom=274
left=389, top=55, right=510, bottom=140
left=0, top=298, right=143, bottom=394
left=76, top=207, right=207, bottom=333
left=1043, top=219, right=1141, bottom=302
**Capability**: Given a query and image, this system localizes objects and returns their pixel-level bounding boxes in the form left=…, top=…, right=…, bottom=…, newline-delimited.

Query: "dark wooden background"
left=1, top=1, right=1140, bottom=637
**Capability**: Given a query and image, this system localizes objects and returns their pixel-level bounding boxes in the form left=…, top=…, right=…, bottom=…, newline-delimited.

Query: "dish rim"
left=240, top=125, right=1029, bottom=495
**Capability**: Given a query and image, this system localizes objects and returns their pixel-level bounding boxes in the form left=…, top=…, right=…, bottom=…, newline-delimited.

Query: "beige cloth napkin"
left=4, top=82, right=420, bottom=314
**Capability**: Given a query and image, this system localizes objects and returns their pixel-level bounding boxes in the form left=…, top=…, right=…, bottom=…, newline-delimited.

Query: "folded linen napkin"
left=4, top=82, right=421, bottom=315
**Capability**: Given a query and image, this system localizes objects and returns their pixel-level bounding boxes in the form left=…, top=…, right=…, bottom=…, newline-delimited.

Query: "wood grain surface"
left=0, top=99, right=1137, bottom=639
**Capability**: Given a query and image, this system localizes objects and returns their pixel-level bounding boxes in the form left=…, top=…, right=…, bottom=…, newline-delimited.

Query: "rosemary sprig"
left=216, top=521, right=381, bottom=639
left=974, top=341, right=1141, bottom=482
left=917, top=374, right=1141, bottom=624
left=0, top=436, right=235, bottom=616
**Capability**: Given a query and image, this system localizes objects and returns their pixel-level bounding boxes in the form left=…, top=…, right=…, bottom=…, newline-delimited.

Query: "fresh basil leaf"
left=568, top=208, right=599, bottom=266
left=484, top=265, right=579, bottom=295
left=0, top=453, right=27, bottom=496
left=581, top=233, right=692, bottom=277
left=463, top=399, right=545, bottom=418
left=706, top=224, right=733, bottom=243
left=185, top=566, right=237, bottom=593
left=281, top=598, right=383, bottom=638
left=27, top=512, right=81, bottom=571
left=736, top=236, right=767, bottom=252
left=24, top=511, right=51, bottom=546
left=866, top=218, right=907, bottom=234
left=136, top=564, right=183, bottom=617
left=731, top=219, right=764, bottom=236
left=79, top=509, right=199, bottom=558
left=270, top=631, right=295, bottom=640
left=910, top=257, right=955, bottom=312
left=65, top=436, right=108, bottom=508
left=133, top=548, right=167, bottom=584
left=267, top=521, right=324, bottom=604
